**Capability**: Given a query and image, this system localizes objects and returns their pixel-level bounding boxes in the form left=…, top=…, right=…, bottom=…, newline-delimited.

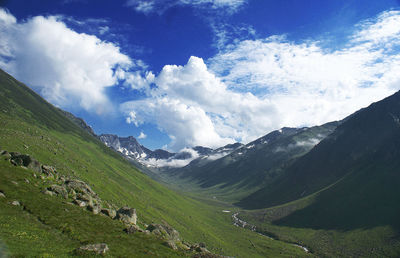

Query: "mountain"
left=0, top=68, right=306, bottom=257
left=99, top=133, right=243, bottom=169
left=165, top=123, right=338, bottom=202
left=58, top=109, right=96, bottom=137
left=233, top=91, right=400, bottom=257
left=238, top=90, right=400, bottom=210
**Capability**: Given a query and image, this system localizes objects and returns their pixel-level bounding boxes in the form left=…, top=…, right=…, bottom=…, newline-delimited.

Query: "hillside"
left=163, top=123, right=337, bottom=203
left=238, top=90, right=400, bottom=210
left=0, top=69, right=307, bottom=257
left=233, top=90, right=400, bottom=257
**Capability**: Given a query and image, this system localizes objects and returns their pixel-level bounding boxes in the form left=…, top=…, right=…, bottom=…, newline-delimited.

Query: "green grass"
left=0, top=69, right=308, bottom=257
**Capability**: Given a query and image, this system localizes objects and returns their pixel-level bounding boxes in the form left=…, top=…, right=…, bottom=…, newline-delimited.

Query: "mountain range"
left=2, top=67, right=400, bottom=257
left=98, top=133, right=243, bottom=169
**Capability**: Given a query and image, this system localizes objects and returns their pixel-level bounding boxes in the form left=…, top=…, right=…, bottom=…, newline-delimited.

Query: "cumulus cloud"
left=121, top=56, right=278, bottom=150
left=0, top=8, right=145, bottom=114
left=138, top=131, right=147, bottom=139
left=122, top=10, right=400, bottom=151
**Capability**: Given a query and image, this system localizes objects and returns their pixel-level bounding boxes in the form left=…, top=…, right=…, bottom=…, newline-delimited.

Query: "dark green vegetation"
left=0, top=69, right=307, bottom=257
left=165, top=123, right=338, bottom=203
left=236, top=91, right=400, bottom=257
left=154, top=88, right=400, bottom=257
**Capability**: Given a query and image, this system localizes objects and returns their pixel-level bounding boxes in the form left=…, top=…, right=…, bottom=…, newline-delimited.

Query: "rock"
left=41, top=165, right=56, bottom=178
left=0, top=192, right=5, bottom=198
left=73, top=199, right=87, bottom=207
left=76, top=193, right=93, bottom=203
left=0, top=150, right=11, bottom=160
left=42, top=189, right=54, bottom=196
left=100, top=208, right=116, bottom=219
left=65, top=179, right=96, bottom=197
left=10, top=154, right=41, bottom=173
left=10, top=200, right=20, bottom=206
left=11, top=181, right=18, bottom=186
left=116, top=207, right=137, bottom=225
left=124, top=224, right=144, bottom=234
left=24, top=178, right=30, bottom=184
left=87, top=204, right=101, bottom=214
left=48, top=185, right=68, bottom=199
left=77, top=243, right=109, bottom=255
left=164, top=240, right=178, bottom=250
left=191, top=243, right=210, bottom=253
left=146, top=223, right=180, bottom=241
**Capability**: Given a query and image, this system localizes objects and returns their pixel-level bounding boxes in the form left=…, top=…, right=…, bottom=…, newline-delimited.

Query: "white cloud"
left=0, top=9, right=146, bottom=114
left=125, top=0, right=246, bottom=14
left=126, top=0, right=155, bottom=14
left=208, top=10, right=400, bottom=127
left=122, top=10, right=400, bottom=151
left=141, top=147, right=200, bottom=168
left=138, top=131, right=147, bottom=139
left=121, top=56, right=278, bottom=151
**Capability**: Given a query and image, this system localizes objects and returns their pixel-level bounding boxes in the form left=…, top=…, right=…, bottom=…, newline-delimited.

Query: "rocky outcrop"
left=48, top=185, right=68, bottom=199
left=124, top=224, right=144, bottom=234
left=116, top=207, right=137, bottom=225
left=41, top=165, right=57, bottom=178
left=146, top=223, right=180, bottom=241
left=77, top=243, right=109, bottom=255
left=9, top=153, right=41, bottom=173
left=100, top=208, right=116, bottom=219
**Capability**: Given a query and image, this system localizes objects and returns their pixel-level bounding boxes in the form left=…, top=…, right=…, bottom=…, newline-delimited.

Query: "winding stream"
left=231, top=212, right=310, bottom=253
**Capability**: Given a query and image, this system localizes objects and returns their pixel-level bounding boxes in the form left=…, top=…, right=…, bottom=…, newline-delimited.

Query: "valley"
left=1, top=2, right=400, bottom=257
left=1, top=65, right=400, bottom=257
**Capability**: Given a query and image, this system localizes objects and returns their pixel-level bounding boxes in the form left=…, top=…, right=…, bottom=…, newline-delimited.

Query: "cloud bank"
left=122, top=10, right=400, bottom=151
left=0, top=8, right=144, bottom=114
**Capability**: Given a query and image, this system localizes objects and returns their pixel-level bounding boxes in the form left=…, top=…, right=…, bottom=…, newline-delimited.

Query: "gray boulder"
left=100, top=208, right=116, bottom=219
left=42, top=189, right=54, bottom=196
left=77, top=243, right=109, bottom=255
left=146, top=223, right=180, bottom=241
left=48, top=185, right=68, bottom=199
left=124, top=224, right=144, bottom=234
left=41, top=165, right=56, bottom=178
left=87, top=203, right=101, bottom=214
left=115, top=207, right=137, bottom=225
left=164, top=240, right=178, bottom=250
left=10, top=153, right=41, bottom=173
left=73, top=199, right=87, bottom=207
left=10, top=200, right=20, bottom=206
left=65, top=179, right=97, bottom=197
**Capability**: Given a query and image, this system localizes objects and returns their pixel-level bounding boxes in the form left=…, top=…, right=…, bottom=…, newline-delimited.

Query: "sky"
left=1, top=0, right=400, bottom=151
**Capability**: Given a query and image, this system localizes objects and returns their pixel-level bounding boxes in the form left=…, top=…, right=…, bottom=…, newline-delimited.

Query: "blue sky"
left=1, top=0, right=400, bottom=151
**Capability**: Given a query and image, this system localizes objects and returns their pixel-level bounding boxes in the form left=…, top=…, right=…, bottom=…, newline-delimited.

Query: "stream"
left=231, top=212, right=310, bottom=253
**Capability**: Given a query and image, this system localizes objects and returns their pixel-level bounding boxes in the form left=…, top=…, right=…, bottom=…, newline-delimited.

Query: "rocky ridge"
left=99, top=133, right=243, bottom=169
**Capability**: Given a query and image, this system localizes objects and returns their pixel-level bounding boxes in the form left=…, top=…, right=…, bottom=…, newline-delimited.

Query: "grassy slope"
left=161, top=124, right=337, bottom=204
left=0, top=69, right=307, bottom=257
left=236, top=92, right=400, bottom=257
left=238, top=91, right=400, bottom=209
